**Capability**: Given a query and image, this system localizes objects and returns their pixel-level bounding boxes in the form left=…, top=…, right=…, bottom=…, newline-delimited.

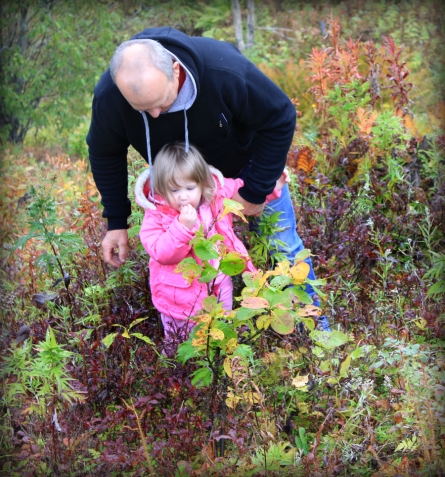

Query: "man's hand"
left=231, top=191, right=265, bottom=217
left=178, top=204, right=198, bottom=229
left=102, top=229, right=128, bottom=267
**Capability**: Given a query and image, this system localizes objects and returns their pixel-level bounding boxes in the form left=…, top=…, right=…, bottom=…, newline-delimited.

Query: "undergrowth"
left=1, top=12, right=444, bottom=477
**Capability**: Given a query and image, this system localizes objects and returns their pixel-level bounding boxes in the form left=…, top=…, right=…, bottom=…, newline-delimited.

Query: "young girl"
left=135, top=142, right=288, bottom=351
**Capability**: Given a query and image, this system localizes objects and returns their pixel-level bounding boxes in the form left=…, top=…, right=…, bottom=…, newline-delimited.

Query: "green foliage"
left=1, top=327, right=84, bottom=411
left=370, top=111, right=410, bottom=157
left=102, top=317, right=156, bottom=350
left=12, top=179, right=84, bottom=294
left=194, top=0, right=232, bottom=39
left=248, top=209, right=288, bottom=269
left=294, top=427, right=310, bottom=455
left=424, top=252, right=445, bottom=300
left=1, top=3, right=444, bottom=476
left=0, top=0, right=122, bottom=144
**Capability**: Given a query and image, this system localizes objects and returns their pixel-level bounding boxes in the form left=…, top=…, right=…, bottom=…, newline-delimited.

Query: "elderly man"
left=86, top=27, right=330, bottom=330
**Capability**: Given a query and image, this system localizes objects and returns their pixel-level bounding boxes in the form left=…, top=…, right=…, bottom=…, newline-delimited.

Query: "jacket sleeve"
left=139, top=210, right=196, bottom=265
left=220, top=177, right=245, bottom=199
left=86, top=75, right=131, bottom=231
left=222, top=177, right=281, bottom=204
left=265, top=188, right=282, bottom=203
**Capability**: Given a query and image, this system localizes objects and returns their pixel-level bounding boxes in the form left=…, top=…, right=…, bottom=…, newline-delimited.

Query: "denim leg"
left=261, top=184, right=317, bottom=296
left=261, top=185, right=331, bottom=331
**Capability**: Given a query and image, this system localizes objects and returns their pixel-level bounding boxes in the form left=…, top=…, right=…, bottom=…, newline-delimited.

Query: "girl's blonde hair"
left=153, top=143, right=215, bottom=205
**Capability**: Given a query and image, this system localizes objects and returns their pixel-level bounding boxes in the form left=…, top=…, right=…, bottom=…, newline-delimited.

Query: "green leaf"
left=232, top=344, right=254, bottom=362
left=220, top=252, right=246, bottom=276
left=291, top=288, right=313, bottom=305
left=13, top=232, right=37, bottom=250
left=131, top=332, right=155, bottom=346
left=264, top=287, right=293, bottom=308
left=190, top=366, right=213, bottom=387
left=270, top=309, right=295, bottom=335
left=300, top=317, right=316, bottom=331
left=175, top=257, right=203, bottom=283
left=293, top=249, right=312, bottom=263
left=351, top=346, right=364, bottom=359
left=191, top=236, right=219, bottom=260
left=310, top=330, right=349, bottom=350
left=128, top=317, right=149, bottom=330
left=202, top=295, right=224, bottom=313
left=198, top=263, right=218, bottom=283
left=269, top=275, right=292, bottom=290
left=235, top=307, right=264, bottom=322
left=339, top=355, right=351, bottom=378
left=102, top=332, right=119, bottom=349
left=177, top=339, right=199, bottom=364
left=295, top=427, right=309, bottom=455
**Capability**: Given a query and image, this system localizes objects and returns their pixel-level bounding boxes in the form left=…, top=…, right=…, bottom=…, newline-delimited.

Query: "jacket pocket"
left=218, top=113, right=230, bottom=137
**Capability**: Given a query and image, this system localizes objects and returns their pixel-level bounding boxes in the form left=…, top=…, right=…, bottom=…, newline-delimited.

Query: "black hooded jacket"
left=86, top=27, right=296, bottom=230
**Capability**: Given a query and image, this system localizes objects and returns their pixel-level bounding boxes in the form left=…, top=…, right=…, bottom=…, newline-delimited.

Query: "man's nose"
left=147, top=108, right=162, bottom=118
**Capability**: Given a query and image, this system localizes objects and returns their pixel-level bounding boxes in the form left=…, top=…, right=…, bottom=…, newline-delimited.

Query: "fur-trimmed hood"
left=134, top=165, right=226, bottom=210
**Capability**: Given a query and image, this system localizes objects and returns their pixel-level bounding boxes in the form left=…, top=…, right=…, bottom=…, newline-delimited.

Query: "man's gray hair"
left=110, top=39, right=174, bottom=82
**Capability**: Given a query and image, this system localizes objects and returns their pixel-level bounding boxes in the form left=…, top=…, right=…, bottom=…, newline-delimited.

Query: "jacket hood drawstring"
left=140, top=107, right=190, bottom=203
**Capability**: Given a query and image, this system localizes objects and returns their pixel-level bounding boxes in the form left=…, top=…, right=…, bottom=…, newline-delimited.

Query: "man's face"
left=116, top=61, right=180, bottom=118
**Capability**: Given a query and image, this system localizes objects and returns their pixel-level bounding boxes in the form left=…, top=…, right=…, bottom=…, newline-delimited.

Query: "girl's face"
left=167, top=174, right=202, bottom=212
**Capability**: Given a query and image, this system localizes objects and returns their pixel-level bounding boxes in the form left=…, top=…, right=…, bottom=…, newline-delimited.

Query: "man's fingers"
left=101, top=229, right=129, bottom=268
left=102, top=244, right=113, bottom=264
left=118, top=243, right=127, bottom=264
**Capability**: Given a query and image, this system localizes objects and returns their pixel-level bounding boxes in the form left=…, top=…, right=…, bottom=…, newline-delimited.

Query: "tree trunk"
left=232, top=0, right=245, bottom=52
left=246, top=0, right=255, bottom=49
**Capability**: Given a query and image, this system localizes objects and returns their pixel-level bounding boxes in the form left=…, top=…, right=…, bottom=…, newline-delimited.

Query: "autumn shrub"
left=1, top=8, right=445, bottom=477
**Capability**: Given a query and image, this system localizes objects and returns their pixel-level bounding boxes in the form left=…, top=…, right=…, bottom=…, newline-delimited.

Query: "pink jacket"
left=135, top=167, right=280, bottom=320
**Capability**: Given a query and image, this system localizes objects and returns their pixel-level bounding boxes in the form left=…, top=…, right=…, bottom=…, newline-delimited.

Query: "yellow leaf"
left=339, top=355, right=351, bottom=378
left=219, top=198, right=248, bottom=223
left=122, top=330, right=130, bottom=339
left=243, top=391, right=262, bottom=404
left=224, top=357, right=232, bottom=378
left=273, top=260, right=290, bottom=276
left=414, top=318, right=427, bottom=330
left=192, top=337, right=206, bottom=348
left=256, top=314, right=272, bottom=330
left=225, top=338, right=238, bottom=355
left=292, top=375, right=309, bottom=388
left=209, top=328, right=224, bottom=340
left=225, top=392, right=241, bottom=409
left=195, top=313, right=212, bottom=324
left=289, top=262, right=310, bottom=284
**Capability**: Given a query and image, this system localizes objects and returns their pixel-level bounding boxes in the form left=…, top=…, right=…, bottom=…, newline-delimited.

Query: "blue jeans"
left=247, top=183, right=331, bottom=331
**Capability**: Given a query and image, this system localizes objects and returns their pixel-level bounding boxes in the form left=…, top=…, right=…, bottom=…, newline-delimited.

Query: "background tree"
left=232, top=0, right=245, bottom=52
left=246, top=0, right=255, bottom=49
left=232, top=0, right=255, bottom=52
left=0, top=0, right=121, bottom=144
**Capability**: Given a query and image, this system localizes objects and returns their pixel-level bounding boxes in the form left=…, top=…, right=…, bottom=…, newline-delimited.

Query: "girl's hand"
left=178, top=204, right=197, bottom=229
left=275, top=168, right=290, bottom=191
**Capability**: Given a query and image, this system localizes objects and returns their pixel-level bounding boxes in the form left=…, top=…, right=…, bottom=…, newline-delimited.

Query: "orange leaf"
left=241, top=297, right=270, bottom=309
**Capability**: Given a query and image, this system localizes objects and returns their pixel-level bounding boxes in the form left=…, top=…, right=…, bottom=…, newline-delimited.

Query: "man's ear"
left=173, top=61, right=180, bottom=79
